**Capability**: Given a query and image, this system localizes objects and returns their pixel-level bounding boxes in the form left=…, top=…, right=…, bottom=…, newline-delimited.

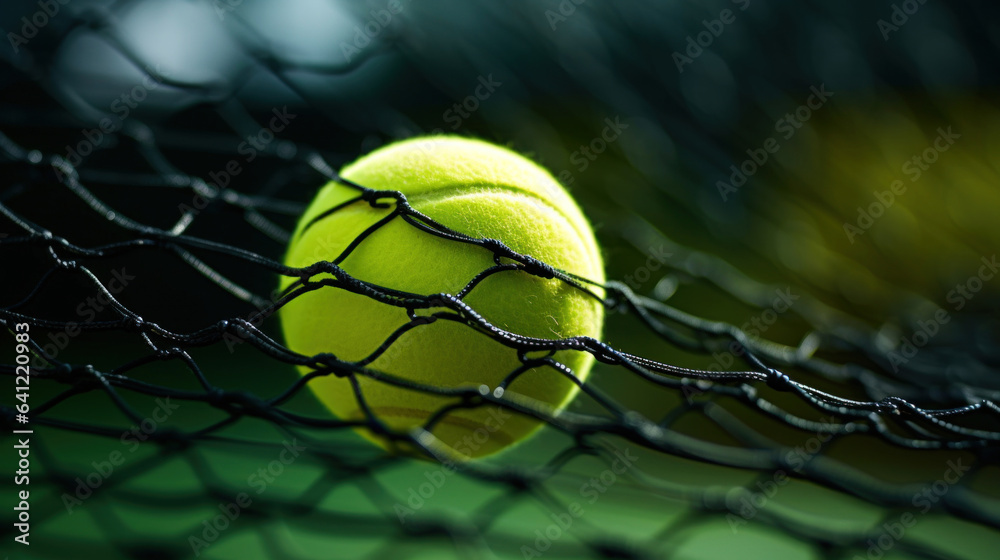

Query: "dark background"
left=2, top=1, right=999, bottom=559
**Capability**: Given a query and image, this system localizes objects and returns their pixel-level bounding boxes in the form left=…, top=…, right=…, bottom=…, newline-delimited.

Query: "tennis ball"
left=279, top=136, right=604, bottom=458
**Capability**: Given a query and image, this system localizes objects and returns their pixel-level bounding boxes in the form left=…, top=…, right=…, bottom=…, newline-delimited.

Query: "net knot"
left=876, top=399, right=900, bottom=415
left=362, top=189, right=403, bottom=209
left=519, top=254, right=557, bottom=279
left=765, top=369, right=792, bottom=391
left=122, top=316, right=144, bottom=332
left=482, top=238, right=556, bottom=279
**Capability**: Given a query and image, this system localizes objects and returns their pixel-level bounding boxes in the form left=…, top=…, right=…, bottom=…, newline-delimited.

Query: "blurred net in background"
left=2, top=0, right=1000, bottom=559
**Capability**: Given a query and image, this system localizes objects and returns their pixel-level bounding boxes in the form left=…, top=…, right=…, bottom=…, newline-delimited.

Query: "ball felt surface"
left=279, top=136, right=605, bottom=458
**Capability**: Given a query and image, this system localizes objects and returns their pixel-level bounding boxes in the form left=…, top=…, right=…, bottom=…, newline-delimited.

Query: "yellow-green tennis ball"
left=279, top=136, right=605, bottom=458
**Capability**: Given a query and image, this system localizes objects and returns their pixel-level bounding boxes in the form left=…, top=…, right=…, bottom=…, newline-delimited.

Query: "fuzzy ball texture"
left=279, top=136, right=605, bottom=458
